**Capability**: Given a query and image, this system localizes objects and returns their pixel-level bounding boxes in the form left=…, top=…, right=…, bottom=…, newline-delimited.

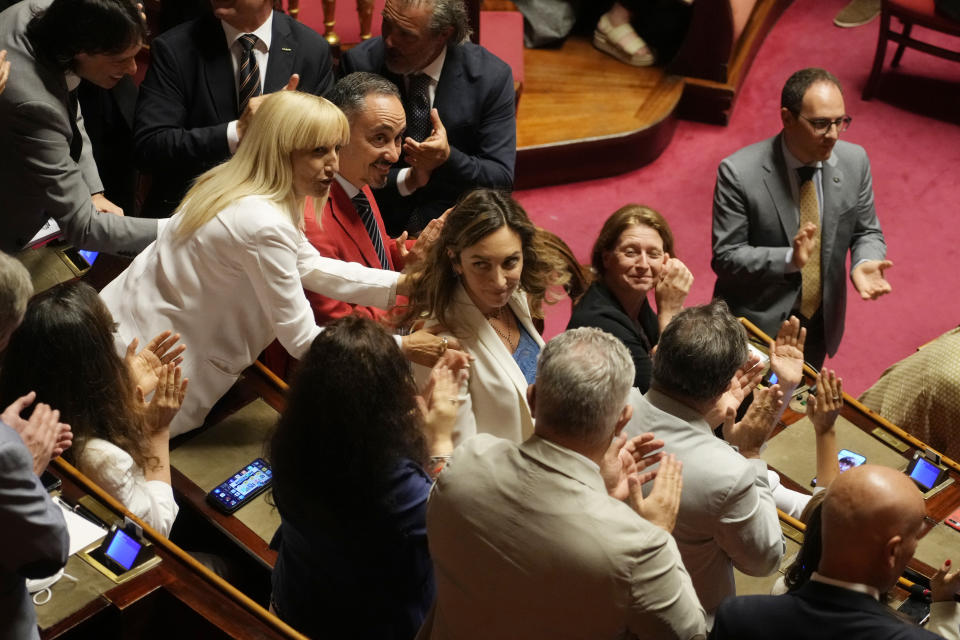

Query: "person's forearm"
left=143, top=432, right=172, bottom=486
left=814, top=428, right=839, bottom=489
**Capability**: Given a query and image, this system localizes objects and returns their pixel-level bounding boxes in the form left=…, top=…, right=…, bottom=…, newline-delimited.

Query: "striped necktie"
left=238, top=33, right=261, bottom=114
left=352, top=191, right=390, bottom=269
left=797, top=166, right=822, bottom=319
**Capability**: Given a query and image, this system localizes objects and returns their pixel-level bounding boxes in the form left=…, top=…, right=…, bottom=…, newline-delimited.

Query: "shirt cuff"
left=397, top=168, right=416, bottom=196
left=393, top=334, right=403, bottom=349
left=785, top=248, right=799, bottom=273
left=227, top=120, right=240, bottom=155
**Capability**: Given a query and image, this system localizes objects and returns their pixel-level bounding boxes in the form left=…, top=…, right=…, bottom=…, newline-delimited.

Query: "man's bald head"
left=820, top=465, right=927, bottom=591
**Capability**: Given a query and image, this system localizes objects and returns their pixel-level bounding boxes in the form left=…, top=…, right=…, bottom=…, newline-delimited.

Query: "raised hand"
left=654, top=254, right=693, bottom=331
left=237, top=74, right=300, bottom=141
left=403, top=109, right=450, bottom=189
left=400, top=208, right=449, bottom=270
left=807, top=368, right=843, bottom=435
left=601, top=432, right=665, bottom=501
left=628, top=454, right=683, bottom=532
left=416, top=362, right=468, bottom=457
left=125, top=331, right=186, bottom=396
left=769, top=315, right=806, bottom=392
left=851, top=259, right=893, bottom=300
left=705, top=354, right=764, bottom=425
left=137, top=364, right=188, bottom=433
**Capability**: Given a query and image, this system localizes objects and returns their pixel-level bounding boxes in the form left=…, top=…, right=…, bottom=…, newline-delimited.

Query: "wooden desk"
left=40, top=459, right=305, bottom=639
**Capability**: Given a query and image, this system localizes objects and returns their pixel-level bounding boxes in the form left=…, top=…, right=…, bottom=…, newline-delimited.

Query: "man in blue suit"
left=134, top=0, right=335, bottom=218
left=711, top=68, right=892, bottom=368
left=341, top=0, right=516, bottom=235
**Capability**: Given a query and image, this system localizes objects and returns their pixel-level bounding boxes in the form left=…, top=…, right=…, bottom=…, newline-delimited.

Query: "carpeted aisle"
left=516, top=0, right=960, bottom=394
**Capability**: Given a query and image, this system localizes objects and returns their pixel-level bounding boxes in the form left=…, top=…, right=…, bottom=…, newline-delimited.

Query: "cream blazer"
left=101, top=196, right=399, bottom=436
left=416, top=283, right=544, bottom=444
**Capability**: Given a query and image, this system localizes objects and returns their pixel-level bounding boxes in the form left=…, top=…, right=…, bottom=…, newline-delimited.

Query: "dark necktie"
left=352, top=191, right=390, bottom=269
left=797, top=166, right=822, bottom=318
left=67, top=89, right=82, bottom=162
left=238, top=34, right=261, bottom=114
left=405, top=73, right=431, bottom=143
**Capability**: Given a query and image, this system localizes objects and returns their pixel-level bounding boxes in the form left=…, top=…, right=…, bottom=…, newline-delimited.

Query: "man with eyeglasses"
left=711, top=67, right=891, bottom=368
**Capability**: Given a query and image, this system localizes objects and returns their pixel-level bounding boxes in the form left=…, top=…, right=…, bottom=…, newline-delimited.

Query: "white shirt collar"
left=221, top=11, right=274, bottom=51
left=781, top=135, right=823, bottom=172
left=811, top=572, right=881, bottom=601
left=65, top=71, right=81, bottom=91
left=334, top=173, right=360, bottom=199
left=538, top=437, right=601, bottom=473
left=417, top=45, right=446, bottom=82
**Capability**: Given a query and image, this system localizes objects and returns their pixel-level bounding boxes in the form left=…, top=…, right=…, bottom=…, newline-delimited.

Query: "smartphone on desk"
left=811, top=449, right=866, bottom=487
left=207, top=458, right=273, bottom=514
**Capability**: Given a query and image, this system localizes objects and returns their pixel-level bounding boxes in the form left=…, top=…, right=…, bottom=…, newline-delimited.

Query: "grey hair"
left=393, top=0, right=472, bottom=44
left=328, top=72, right=401, bottom=123
left=652, top=299, right=748, bottom=401
left=535, top=327, right=634, bottom=443
left=781, top=68, right=843, bottom=113
left=0, top=252, right=33, bottom=337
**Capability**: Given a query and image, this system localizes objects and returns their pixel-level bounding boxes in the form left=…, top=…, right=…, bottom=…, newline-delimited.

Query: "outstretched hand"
left=401, top=325, right=468, bottom=369
left=399, top=208, right=449, bottom=270
left=851, top=259, right=893, bottom=300
left=628, top=454, right=683, bottom=533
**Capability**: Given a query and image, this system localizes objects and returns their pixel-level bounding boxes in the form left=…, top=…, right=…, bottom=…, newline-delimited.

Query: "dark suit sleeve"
left=568, top=299, right=654, bottom=390
left=134, top=36, right=231, bottom=171
left=439, top=63, right=515, bottom=188
left=0, top=424, right=69, bottom=580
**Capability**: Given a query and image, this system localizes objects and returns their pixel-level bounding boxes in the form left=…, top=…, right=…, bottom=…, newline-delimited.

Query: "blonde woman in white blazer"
left=102, top=92, right=412, bottom=436
left=402, top=190, right=557, bottom=445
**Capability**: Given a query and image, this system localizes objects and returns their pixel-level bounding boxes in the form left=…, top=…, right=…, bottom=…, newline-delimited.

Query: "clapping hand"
left=601, top=431, right=665, bottom=501
left=136, top=364, right=188, bottom=433
left=403, top=109, right=450, bottom=189
left=125, top=331, right=186, bottom=396
left=791, top=223, right=818, bottom=270
left=807, top=368, right=843, bottom=435
left=704, top=354, right=764, bottom=426
left=628, top=454, right=683, bottom=533
left=416, top=361, right=468, bottom=456
left=769, top=316, right=806, bottom=392
left=722, top=383, right=784, bottom=458
left=1, top=391, right=72, bottom=475
left=654, top=254, right=693, bottom=331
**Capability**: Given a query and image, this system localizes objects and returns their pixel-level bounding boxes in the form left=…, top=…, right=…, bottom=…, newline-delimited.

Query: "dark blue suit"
left=341, top=38, right=516, bottom=235
left=134, top=11, right=335, bottom=218
left=710, top=581, right=941, bottom=640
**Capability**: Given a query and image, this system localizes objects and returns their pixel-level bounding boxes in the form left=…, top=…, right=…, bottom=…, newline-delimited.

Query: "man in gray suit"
left=625, top=300, right=785, bottom=621
left=420, top=327, right=706, bottom=640
left=0, top=252, right=71, bottom=640
left=0, top=0, right=158, bottom=256
left=712, top=68, right=891, bottom=367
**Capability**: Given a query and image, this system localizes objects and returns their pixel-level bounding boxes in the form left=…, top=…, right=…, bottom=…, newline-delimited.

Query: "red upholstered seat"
left=863, top=0, right=960, bottom=99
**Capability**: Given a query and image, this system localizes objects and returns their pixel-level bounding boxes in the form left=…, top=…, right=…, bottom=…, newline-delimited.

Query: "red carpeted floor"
left=515, top=0, right=960, bottom=394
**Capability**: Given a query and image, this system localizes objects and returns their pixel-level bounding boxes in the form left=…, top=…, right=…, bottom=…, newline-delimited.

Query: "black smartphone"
left=207, top=458, right=273, bottom=514
left=811, top=449, right=866, bottom=487
left=40, top=469, right=62, bottom=492
left=99, top=527, right=143, bottom=574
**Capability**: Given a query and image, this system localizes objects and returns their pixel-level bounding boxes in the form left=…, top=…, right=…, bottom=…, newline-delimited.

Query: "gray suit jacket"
left=711, top=134, right=886, bottom=356
left=419, top=433, right=706, bottom=640
left=0, top=422, right=69, bottom=640
left=0, top=0, right=157, bottom=255
left=625, top=389, right=784, bottom=615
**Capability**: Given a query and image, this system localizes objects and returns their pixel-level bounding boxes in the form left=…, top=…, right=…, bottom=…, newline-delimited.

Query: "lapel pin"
left=281, top=47, right=292, bottom=52
left=833, top=176, right=840, bottom=183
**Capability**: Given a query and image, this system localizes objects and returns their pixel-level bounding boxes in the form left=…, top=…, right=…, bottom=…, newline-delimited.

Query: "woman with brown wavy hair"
left=0, top=282, right=186, bottom=536
left=400, top=189, right=557, bottom=443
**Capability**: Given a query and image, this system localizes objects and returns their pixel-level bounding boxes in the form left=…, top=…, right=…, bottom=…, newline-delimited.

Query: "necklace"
left=484, top=306, right=516, bottom=350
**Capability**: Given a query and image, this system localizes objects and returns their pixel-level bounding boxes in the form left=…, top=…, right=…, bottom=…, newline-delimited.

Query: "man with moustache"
left=341, top=0, right=516, bottom=235
left=711, top=68, right=891, bottom=368
left=134, top=0, right=334, bottom=218
left=0, top=0, right=158, bottom=255
left=303, top=72, right=442, bottom=324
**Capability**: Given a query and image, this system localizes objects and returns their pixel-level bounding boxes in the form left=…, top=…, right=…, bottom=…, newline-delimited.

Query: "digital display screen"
left=210, top=459, right=272, bottom=510
left=105, top=529, right=141, bottom=570
left=910, top=458, right=941, bottom=490
left=837, top=449, right=866, bottom=472
left=78, top=249, right=99, bottom=265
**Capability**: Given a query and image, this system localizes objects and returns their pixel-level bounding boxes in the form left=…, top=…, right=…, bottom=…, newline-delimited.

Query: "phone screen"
left=105, top=529, right=142, bottom=571
left=208, top=458, right=272, bottom=513
left=812, top=449, right=866, bottom=486
left=909, top=457, right=941, bottom=490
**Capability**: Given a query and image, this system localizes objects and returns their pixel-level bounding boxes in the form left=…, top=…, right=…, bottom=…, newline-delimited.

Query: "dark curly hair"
left=267, top=316, right=427, bottom=532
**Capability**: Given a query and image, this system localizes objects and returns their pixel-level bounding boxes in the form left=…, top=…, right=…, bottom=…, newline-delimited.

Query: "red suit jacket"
left=303, top=179, right=403, bottom=324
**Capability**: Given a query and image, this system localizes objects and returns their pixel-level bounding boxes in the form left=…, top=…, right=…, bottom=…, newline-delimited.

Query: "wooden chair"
left=863, top=0, right=960, bottom=100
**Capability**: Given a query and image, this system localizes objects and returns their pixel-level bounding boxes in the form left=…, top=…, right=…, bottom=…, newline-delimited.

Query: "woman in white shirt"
left=100, top=91, right=420, bottom=437
left=0, top=282, right=187, bottom=536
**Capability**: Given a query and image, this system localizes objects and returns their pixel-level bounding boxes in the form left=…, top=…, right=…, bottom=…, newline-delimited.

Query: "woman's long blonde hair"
left=174, top=91, right=349, bottom=239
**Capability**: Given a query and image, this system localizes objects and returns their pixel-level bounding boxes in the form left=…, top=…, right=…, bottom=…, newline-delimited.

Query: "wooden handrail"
left=52, top=457, right=307, bottom=639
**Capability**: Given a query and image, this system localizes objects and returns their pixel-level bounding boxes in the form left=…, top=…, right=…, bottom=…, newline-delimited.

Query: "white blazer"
left=101, top=196, right=399, bottom=436
left=417, top=283, right=544, bottom=444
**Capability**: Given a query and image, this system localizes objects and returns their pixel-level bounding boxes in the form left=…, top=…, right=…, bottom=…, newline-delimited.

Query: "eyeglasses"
left=797, top=114, right=852, bottom=135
